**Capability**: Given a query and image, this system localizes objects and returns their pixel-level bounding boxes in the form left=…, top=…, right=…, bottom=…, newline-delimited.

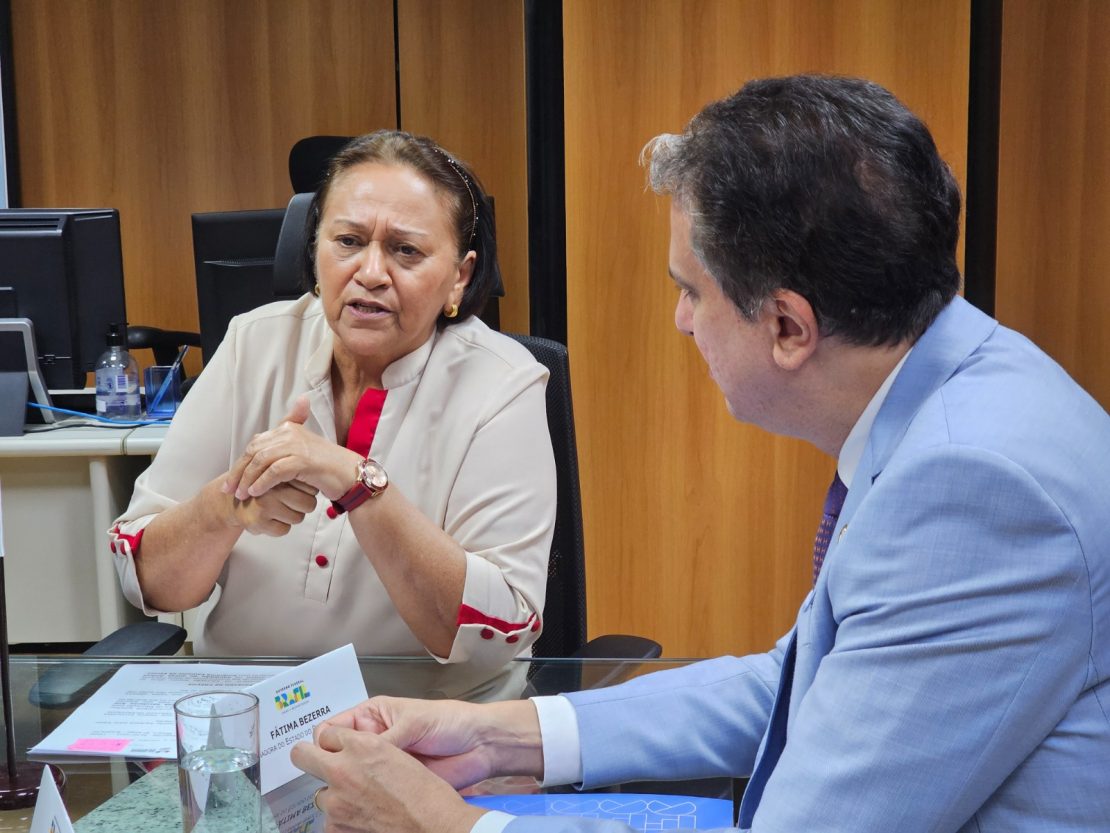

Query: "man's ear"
left=767, top=290, right=819, bottom=371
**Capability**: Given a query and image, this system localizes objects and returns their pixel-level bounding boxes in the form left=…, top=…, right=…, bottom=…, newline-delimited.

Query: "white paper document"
left=30, top=662, right=287, bottom=759
left=250, top=643, right=369, bottom=794
left=29, top=646, right=369, bottom=797
left=29, top=765, right=74, bottom=833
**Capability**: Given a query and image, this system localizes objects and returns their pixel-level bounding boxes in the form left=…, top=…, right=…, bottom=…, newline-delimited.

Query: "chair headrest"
left=289, top=136, right=353, bottom=194
left=273, top=193, right=316, bottom=296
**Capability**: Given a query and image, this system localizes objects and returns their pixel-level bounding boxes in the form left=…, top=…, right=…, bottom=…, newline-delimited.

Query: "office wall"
left=995, top=0, right=1110, bottom=409
left=10, top=0, right=532, bottom=363
left=10, top=0, right=397, bottom=376
left=396, top=0, right=530, bottom=334
left=563, top=0, right=971, bottom=656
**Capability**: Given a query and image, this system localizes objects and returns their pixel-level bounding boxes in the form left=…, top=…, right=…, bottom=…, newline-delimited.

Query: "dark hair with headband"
left=303, top=130, right=501, bottom=328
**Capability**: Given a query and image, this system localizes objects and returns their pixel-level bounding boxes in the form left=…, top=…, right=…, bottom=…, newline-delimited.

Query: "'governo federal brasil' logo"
left=274, top=681, right=312, bottom=711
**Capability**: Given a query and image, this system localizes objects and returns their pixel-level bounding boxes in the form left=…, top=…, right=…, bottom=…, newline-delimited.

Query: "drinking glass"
left=175, top=691, right=261, bottom=833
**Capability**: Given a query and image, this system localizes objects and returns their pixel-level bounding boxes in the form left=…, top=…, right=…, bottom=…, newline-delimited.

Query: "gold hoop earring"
left=444, top=303, right=459, bottom=319
left=313, top=283, right=320, bottom=297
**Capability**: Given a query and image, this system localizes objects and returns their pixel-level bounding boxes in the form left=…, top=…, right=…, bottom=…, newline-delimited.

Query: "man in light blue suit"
left=292, top=76, right=1110, bottom=832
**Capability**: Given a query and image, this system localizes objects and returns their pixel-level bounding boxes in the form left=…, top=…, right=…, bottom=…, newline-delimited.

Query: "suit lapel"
left=838, top=297, right=997, bottom=532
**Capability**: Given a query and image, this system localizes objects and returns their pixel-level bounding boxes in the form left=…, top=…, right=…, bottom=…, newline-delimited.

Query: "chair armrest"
left=572, top=634, right=661, bottom=661
left=83, top=621, right=186, bottom=656
left=524, top=633, right=663, bottom=698
left=127, top=326, right=202, bottom=366
left=29, top=622, right=187, bottom=709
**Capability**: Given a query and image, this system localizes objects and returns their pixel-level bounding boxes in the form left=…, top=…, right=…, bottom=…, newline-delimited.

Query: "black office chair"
left=288, top=135, right=353, bottom=193
left=506, top=334, right=661, bottom=697
left=509, top=336, right=586, bottom=658
left=272, top=192, right=315, bottom=295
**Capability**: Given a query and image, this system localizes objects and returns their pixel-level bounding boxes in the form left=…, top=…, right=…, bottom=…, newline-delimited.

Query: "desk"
left=0, top=654, right=713, bottom=832
left=0, top=424, right=172, bottom=644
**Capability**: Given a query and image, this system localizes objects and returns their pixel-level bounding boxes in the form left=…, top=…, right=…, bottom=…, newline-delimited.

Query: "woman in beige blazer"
left=110, top=132, right=555, bottom=688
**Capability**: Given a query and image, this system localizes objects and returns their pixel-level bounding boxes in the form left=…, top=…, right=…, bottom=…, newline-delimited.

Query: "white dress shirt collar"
left=836, top=348, right=912, bottom=489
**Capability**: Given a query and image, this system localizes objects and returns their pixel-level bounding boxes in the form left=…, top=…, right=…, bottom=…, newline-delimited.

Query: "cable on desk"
left=20, top=422, right=129, bottom=433
left=25, top=402, right=172, bottom=428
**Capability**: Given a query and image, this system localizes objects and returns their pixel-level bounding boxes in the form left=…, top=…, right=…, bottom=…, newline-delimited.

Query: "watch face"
left=362, top=460, right=388, bottom=492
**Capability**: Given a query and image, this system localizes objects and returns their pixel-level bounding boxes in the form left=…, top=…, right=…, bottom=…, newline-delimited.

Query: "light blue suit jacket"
left=506, top=297, right=1110, bottom=832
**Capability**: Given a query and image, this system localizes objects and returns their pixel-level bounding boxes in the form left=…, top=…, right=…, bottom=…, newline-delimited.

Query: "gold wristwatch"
left=330, top=458, right=389, bottom=515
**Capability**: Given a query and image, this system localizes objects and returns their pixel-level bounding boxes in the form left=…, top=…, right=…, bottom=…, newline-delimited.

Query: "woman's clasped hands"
left=220, top=394, right=361, bottom=536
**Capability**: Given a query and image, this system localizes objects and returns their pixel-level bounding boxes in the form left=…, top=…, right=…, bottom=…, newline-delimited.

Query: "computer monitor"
left=0, top=209, right=127, bottom=391
left=191, top=207, right=294, bottom=364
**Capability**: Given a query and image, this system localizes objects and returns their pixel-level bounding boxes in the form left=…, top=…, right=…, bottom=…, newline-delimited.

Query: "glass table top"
left=0, top=653, right=712, bottom=831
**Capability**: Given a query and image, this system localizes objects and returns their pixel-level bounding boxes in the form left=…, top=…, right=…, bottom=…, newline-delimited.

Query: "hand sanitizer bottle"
left=95, top=323, right=140, bottom=419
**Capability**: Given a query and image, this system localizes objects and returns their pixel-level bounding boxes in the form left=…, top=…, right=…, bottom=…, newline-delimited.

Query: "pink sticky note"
left=67, top=738, right=131, bottom=753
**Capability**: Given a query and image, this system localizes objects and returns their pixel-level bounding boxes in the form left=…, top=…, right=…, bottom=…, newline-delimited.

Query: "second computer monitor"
left=191, top=208, right=289, bottom=364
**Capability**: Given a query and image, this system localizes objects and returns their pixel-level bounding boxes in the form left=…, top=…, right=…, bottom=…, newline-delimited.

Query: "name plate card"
left=30, top=766, right=75, bottom=833
left=249, top=644, right=368, bottom=794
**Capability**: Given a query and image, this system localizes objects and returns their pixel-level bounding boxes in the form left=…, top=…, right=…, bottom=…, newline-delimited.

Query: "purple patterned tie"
left=812, top=472, right=848, bottom=585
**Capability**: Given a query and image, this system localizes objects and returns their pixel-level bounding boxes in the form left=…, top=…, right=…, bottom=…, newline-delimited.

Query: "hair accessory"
left=444, top=303, right=459, bottom=319
left=432, top=147, right=478, bottom=247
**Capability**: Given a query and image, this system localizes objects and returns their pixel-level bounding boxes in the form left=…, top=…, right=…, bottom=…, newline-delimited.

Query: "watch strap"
left=330, top=458, right=387, bottom=516
left=330, top=480, right=375, bottom=515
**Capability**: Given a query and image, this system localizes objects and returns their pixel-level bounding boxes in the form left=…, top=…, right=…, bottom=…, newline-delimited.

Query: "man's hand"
left=317, top=696, right=546, bottom=788
left=290, top=728, right=487, bottom=833
left=222, top=395, right=360, bottom=502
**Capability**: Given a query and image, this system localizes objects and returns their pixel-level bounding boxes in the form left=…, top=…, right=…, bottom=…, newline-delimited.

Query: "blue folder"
left=465, top=793, right=734, bottom=829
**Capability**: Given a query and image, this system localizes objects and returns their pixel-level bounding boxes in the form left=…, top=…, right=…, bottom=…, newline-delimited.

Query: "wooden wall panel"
left=995, top=1, right=1110, bottom=409
left=11, top=0, right=396, bottom=376
left=397, top=0, right=530, bottom=334
left=564, top=0, right=971, bottom=657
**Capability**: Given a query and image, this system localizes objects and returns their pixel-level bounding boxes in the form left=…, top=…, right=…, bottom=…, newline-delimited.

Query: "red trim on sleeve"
left=116, top=527, right=145, bottom=555
left=456, top=604, right=536, bottom=634
left=345, top=388, right=388, bottom=457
